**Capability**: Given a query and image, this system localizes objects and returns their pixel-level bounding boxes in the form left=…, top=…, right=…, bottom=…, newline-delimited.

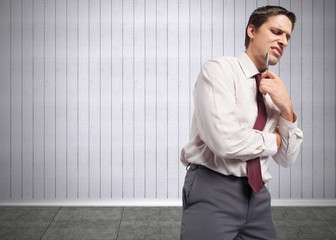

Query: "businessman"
left=180, top=5, right=303, bottom=240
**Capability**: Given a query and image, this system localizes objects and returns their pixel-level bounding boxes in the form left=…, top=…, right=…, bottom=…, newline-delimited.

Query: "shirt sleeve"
left=272, top=114, right=304, bottom=167
left=195, top=59, right=278, bottom=161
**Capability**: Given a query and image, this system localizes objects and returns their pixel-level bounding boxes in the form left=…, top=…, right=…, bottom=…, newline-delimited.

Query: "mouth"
left=270, top=46, right=283, bottom=58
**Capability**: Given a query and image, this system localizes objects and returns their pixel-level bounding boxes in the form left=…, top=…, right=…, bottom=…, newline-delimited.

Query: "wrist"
left=280, top=104, right=294, bottom=123
left=274, top=127, right=281, bottom=149
left=275, top=131, right=281, bottom=148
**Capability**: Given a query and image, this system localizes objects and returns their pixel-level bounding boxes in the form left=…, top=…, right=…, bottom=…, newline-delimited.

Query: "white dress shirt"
left=180, top=52, right=303, bottom=182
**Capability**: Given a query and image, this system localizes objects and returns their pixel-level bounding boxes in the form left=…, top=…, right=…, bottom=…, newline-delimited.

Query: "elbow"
left=208, top=142, right=229, bottom=158
left=273, top=155, right=293, bottom=168
left=273, top=150, right=300, bottom=168
left=208, top=138, right=249, bottom=159
left=278, top=160, right=292, bottom=168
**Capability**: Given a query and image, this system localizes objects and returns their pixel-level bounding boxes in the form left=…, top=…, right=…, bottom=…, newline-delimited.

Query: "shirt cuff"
left=278, top=113, right=303, bottom=157
left=278, top=113, right=298, bottom=138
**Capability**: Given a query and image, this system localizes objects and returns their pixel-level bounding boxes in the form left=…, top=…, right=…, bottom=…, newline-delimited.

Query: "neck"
left=245, top=49, right=264, bottom=72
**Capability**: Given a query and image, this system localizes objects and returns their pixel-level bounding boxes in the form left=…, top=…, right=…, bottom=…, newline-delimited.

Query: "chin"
left=270, top=59, right=280, bottom=66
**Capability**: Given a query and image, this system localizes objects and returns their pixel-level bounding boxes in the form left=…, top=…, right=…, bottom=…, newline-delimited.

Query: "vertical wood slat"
left=66, top=0, right=79, bottom=199
left=324, top=0, right=336, bottom=198
left=32, top=0, right=45, bottom=200
left=301, top=0, right=314, bottom=198
left=21, top=0, right=34, bottom=200
left=212, top=0, right=224, bottom=58
left=312, top=0, right=325, bottom=198
left=88, top=0, right=101, bottom=199
left=201, top=0, right=212, bottom=62
left=111, top=0, right=123, bottom=198
left=166, top=0, right=179, bottom=199
left=144, top=0, right=157, bottom=199
left=234, top=0, right=246, bottom=56
left=77, top=0, right=90, bottom=199
left=133, top=0, right=146, bottom=199
left=223, top=0, right=234, bottom=56
left=100, top=0, right=112, bottom=199
left=0, top=0, right=11, bottom=201
left=0, top=0, right=335, bottom=203
left=122, top=0, right=134, bottom=198
left=55, top=0, right=67, bottom=199
left=45, top=0, right=56, bottom=200
left=156, top=0, right=168, bottom=199
left=10, top=0, right=23, bottom=200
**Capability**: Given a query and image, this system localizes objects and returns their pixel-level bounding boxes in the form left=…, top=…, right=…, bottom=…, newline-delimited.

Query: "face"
left=246, top=14, right=293, bottom=72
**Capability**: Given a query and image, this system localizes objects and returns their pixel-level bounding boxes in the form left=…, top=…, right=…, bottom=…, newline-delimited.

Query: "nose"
left=278, top=34, right=288, bottom=48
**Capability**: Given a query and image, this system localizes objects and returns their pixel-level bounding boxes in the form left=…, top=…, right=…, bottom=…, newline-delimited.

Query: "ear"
left=247, top=24, right=256, bottom=40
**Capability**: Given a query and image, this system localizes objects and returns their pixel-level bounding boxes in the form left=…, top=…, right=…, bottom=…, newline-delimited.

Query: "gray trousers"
left=180, top=164, right=277, bottom=240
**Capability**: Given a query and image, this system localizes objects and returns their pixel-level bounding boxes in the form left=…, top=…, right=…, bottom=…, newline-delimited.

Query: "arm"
left=195, top=59, right=277, bottom=161
left=259, top=70, right=303, bottom=166
left=274, top=128, right=281, bottom=148
left=259, top=70, right=294, bottom=123
left=273, top=115, right=303, bottom=167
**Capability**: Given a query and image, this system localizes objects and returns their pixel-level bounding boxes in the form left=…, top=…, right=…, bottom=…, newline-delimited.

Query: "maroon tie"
left=247, top=74, right=267, bottom=193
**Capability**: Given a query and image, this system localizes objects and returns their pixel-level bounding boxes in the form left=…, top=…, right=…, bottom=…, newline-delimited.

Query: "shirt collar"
left=237, top=52, right=260, bottom=79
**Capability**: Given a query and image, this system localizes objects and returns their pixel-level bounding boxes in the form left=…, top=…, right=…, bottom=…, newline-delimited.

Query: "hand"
left=259, top=71, right=294, bottom=122
left=274, top=127, right=281, bottom=149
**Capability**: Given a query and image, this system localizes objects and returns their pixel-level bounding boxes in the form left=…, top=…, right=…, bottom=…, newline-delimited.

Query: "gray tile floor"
left=0, top=206, right=335, bottom=240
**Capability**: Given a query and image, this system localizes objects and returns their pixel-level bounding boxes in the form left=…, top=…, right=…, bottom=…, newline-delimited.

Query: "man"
left=180, top=5, right=303, bottom=240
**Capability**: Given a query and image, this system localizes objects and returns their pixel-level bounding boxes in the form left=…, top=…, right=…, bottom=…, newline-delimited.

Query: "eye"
left=271, top=29, right=291, bottom=41
left=271, top=29, right=282, bottom=35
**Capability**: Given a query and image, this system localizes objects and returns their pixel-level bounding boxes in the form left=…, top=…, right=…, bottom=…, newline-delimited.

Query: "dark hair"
left=244, top=5, right=296, bottom=48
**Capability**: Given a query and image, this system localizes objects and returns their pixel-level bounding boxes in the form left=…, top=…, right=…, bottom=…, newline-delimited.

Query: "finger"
left=260, top=78, right=276, bottom=90
left=259, top=84, right=268, bottom=95
left=260, top=80, right=279, bottom=95
left=261, top=70, right=276, bottom=79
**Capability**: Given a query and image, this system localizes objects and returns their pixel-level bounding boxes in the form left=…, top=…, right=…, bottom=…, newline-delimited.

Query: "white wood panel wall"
left=0, top=0, right=335, bottom=204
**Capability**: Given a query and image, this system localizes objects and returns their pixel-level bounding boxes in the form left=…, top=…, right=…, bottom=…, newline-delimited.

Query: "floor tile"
left=117, top=207, right=181, bottom=240
left=0, top=207, right=59, bottom=240
left=41, top=207, right=123, bottom=240
left=1, top=206, right=336, bottom=240
left=273, top=207, right=336, bottom=240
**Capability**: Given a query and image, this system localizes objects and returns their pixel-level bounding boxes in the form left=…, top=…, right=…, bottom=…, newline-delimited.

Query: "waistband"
left=187, top=163, right=248, bottom=181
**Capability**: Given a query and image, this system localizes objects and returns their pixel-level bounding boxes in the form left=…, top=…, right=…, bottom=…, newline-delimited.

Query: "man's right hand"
left=274, top=128, right=281, bottom=149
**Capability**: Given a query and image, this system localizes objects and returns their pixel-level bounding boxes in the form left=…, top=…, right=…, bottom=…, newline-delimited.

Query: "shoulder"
left=201, top=56, right=240, bottom=80
left=203, top=56, right=239, bottom=69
